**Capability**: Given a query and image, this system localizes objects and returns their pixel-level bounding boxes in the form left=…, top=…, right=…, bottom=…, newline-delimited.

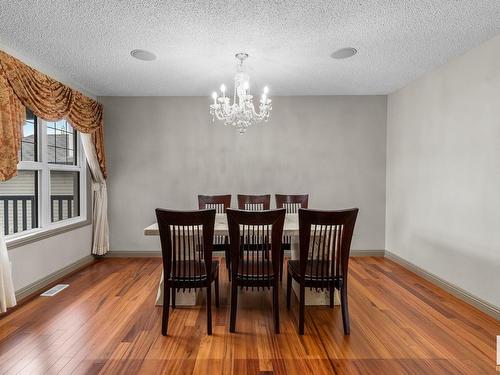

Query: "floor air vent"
left=40, top=284, right=69, bottom=297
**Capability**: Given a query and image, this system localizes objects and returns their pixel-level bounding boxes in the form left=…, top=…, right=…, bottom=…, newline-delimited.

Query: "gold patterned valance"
left=0, top=50, right=106, bottom=181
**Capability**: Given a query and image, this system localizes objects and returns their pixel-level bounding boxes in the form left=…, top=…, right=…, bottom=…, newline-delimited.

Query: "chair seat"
left=169, top=260, right=219, bottom=281
left=213, top=243, right=229, bottom=251
left=237, top=260, right=275, bottom=279
left=288, top=260, right=343, bottom=283
left=281, top=235, right=292, bottom=251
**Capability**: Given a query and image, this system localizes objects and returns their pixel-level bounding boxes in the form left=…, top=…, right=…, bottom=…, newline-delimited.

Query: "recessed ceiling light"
left=331, top=47, right=357, bottom=59
left=130, top=49, right=157, bottom=61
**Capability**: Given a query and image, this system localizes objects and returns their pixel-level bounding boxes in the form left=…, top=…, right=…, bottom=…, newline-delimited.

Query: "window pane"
left=50, top=171, right=79, bottom=222
left=46, top=120, right=77, bottom=165
left=21, top=142, right=35, bottom=161
left=18, top=109, right=37, bottom=162
left=0, top=170, right=38, bottom=235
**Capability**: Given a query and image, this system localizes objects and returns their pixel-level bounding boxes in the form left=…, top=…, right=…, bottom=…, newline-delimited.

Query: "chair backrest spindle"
left=237, top=194, right=271, bottom=210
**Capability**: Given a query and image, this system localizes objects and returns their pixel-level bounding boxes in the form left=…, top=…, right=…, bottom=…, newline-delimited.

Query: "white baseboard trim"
left=106, top=251, right=230, bottom=258
left=351, top=249, right=385, bottom=256
left=384, top=250, right=500, bottom=321
left=106, top=249, right=385, bottom=258
left=15, top=255, right=95, bottom=301
left=106, top=251, right=162, bottom=257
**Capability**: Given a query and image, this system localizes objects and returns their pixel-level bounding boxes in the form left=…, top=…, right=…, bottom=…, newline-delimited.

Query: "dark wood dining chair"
left=155, top=208, right=219, bottom=336
left=198, top=194, right=231, bottom=272
left=198, top=194, right=231, bottom=212
left=275, top=194, right=309, bottom=280
left=237, top=194, right=271, bottom=211
left=226, top=208, right=285, bottom=333
left=286, top=208, right=358, bottom=335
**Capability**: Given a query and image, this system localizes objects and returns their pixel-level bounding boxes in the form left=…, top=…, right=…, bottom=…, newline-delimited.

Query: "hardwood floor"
left=0, top=257, right=498, bottom=374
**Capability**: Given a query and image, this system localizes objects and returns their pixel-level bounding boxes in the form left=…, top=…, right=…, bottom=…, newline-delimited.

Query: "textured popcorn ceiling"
left=1, top=1, right=500, bottom=96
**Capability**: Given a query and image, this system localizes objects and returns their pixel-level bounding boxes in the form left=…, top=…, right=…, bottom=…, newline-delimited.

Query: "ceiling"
left=1, top=1, right=500, bottom=96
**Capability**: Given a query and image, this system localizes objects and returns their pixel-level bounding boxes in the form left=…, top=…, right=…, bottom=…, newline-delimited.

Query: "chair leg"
left=286, top=271, right=292, bottom=310
left=298, top=284, right=305, bottom=335
left=172, top=287, right=176, bottom=309
left=226, top=246, right=231, bottom=282
left=273, top=280, right=280, bottom=334
left=226, top=258, right=232, bottom=281
left=206, top=284, right=212, bottom=335
left=340, top=284, right=350, bottom=335
left=279, top=248, right=284, bottom=281
left=162, top=287, right=170, bottom=336
left=229, top=283, right=238, bottom=333
left=215, top=272, right=220, bottom=308
left=329, top=286, right=334, bottom=308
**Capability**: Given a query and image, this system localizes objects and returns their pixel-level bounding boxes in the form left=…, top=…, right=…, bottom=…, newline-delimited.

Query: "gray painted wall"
left=101, top=96, right=387, bottom=252
left=386, top=34, right=500, bottom=308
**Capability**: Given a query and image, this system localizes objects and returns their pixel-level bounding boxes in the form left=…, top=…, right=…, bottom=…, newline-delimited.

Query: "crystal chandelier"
left=210, top=53, right=272, bottom=134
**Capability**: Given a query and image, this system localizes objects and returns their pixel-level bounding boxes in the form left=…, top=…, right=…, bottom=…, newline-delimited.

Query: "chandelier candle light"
left=210, top=53, right=272, bottom=134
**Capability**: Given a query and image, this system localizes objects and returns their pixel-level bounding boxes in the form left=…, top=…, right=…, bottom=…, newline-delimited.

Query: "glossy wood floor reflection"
left=0, top=257, right=498, bottom=375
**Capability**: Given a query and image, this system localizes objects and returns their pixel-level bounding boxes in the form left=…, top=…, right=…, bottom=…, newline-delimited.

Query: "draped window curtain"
left=81, top=134, right=109, bottom=255
left=0, top=50, right=109, bottom=311
left=0, top=232, right=16, bottom=313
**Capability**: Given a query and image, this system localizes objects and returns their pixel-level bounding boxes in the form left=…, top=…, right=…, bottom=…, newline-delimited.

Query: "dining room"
left=1, top=1, right=500, bottom=374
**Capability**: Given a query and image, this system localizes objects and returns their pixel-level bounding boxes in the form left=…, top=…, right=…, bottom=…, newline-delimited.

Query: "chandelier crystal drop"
left=210, top=53, right=272, bottom=134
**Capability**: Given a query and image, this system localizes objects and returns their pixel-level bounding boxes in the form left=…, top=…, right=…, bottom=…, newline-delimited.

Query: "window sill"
left=6, top=217, right=91, bottom=250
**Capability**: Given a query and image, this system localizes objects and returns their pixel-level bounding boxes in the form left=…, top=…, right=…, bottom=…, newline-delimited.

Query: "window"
left=0, top=171, right=38, bottom=235
left=0, top=110, right=86, bottom=238
left=50, top=171, right=79, bottom=222
left=19, top=109, right=37, bottom=162
left=47, top=120, right=77, bottom=165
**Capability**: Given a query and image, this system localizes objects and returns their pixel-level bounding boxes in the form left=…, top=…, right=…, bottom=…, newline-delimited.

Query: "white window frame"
left=4, top=117, right=87, bottom=244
